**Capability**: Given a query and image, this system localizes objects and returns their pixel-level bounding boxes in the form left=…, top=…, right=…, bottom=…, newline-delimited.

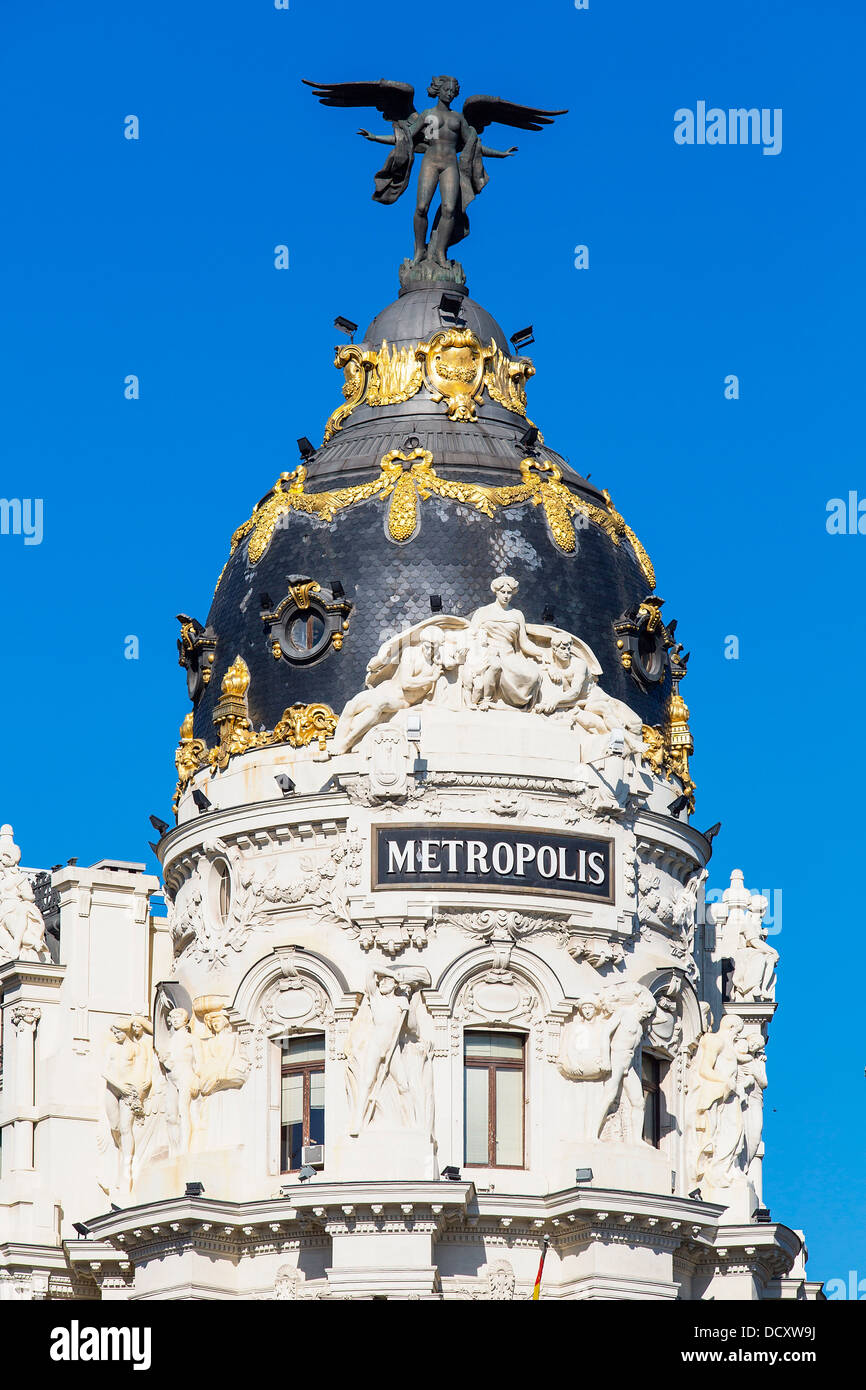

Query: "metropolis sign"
left=372, top=825, right=614, bottom=902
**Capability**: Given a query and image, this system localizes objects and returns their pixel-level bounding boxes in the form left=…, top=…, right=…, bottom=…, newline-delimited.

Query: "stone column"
left=10, top=1004, right=41, bottom=1171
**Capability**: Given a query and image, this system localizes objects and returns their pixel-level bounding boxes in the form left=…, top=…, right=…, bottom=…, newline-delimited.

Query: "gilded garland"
left=222, top=452, right=656, bottom=588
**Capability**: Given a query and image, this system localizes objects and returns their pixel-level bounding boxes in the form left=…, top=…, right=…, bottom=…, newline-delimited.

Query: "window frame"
left=641, top=1050, right=664, bottom=1149
left=279, top=1033, right=325, bottom=1174
left=463, top=1029, right=526, bottom=1170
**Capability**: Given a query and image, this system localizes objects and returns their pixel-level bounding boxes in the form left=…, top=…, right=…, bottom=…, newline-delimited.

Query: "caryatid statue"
left=345, top=965, right=433, bottom=1138
left=303, top=77, right=566, bottom=275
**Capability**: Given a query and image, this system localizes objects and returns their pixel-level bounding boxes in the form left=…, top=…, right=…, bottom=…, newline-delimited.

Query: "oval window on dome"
left=287, top=613, right=326, bottom=656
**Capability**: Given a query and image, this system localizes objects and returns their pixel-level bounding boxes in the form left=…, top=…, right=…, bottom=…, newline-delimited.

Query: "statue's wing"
left=462, top=94, right=568, bottom=136
left=302, top=78, right=416, bottom=123
left=364, top=615, right=469, bottom=688
left=526, top=623, right=603, bottom=677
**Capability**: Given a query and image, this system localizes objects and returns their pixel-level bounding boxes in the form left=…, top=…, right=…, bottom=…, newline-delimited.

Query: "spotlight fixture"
left=510, top=324, right=534, bottom=351
left=753, top=1206, right=771, bottom=1224
left=439, top=290, right=463, bottom=319
left=274, top=774, right=295, bottom=796
left=541, top=604, right=555, bottom=624
left=441, top=1165, right=461, bottom=1181
left=702, top=821, right=722, bottom=844
left=149, top=814, right=169, bottom=837
left=406, top=713, right=422, bottom=743
left=575, top=1168, right=594, bottom=1184
left=192, top=789, right=212, bottom=813
left=259, top=593, right=273, bottom=610
left=403, top=434, right=420, bottom=451
left=147, top=841, right=160, bottom=857
left=606, top=730, right=626, bottom=758
left=330, top=579, right=345, bottom=598
left=67, top=857, right=78, bottom=866
left=50, top=864, right=62, bottom=872
left=185, top=1181, right=205, bottom=1198
left=429, top=594, right=443, bottom=613
left=73, top=1222, right=90, bottom=1238
left=297, top=436, right=316, bottom=460
left=688, top=1188, right=702, bottom=1201
left=333, top=315, right=358, bottom=341
left=297, top=1164, right=316, bottom=1183
left=668, top=793, right=691, bottom=818
left=520, top=425, right=539, bottom=451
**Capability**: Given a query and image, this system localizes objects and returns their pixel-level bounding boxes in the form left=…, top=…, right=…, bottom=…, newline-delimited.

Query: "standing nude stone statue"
left=158, top=1007, right=201, bottom=1156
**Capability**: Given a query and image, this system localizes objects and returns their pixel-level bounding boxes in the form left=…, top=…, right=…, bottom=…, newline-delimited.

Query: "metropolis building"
left=0, top=78, right=821, bottom=1301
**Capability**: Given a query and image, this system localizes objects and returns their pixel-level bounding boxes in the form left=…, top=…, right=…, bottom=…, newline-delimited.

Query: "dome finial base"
left=398, top=255, right=466, bottom=296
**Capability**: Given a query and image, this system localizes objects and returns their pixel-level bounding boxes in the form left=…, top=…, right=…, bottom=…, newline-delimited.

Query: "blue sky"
left=2, top=0, right=864, bottom=1288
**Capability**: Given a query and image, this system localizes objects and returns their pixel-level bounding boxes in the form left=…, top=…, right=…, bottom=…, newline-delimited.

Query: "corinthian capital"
left=11, top=1003, right=42, bottom=1031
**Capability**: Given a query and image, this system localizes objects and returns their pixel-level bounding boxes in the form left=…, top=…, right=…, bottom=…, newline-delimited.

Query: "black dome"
left=189, top=286, right=672, bottom=743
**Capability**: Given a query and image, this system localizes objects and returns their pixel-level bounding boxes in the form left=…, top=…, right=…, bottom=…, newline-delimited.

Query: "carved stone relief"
left=259, top=825, right=364, bottom=933
left=558, top=981, right=656, bottom=1145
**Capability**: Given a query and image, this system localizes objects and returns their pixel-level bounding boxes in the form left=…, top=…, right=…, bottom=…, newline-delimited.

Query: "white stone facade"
left=0, top=653, right=821, bottom=1298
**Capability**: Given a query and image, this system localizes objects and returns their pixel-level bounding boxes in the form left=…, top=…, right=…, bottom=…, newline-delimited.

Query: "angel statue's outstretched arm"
left=303, top=78, right=421, bottom=206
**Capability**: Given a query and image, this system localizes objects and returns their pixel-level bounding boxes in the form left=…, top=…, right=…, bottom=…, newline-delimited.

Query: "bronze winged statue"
left=303, top=76, right=566, bottom=282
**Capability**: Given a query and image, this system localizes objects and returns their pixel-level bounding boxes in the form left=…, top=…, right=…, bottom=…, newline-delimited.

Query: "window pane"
left=282, top=1034, right=325, bottom=1064
left=464, top=1066, right=489, bottom=1165
left=309, top=1069, right=325, bottom=1146
left=465, top=1031, right=524, bottom=1060
left=281, top=1120, right=304, bottom=1173
left=281, top=1071, right=304, bottom=1126
left=495, top=1068, right=524, bottom=1167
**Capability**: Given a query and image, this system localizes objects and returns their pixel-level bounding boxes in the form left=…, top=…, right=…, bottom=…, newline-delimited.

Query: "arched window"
left=464, top=1031, right=525, bottom=1169
left=215, top=860, right=232, bottom=924
left=280, top=1034, right=325, bottom=1173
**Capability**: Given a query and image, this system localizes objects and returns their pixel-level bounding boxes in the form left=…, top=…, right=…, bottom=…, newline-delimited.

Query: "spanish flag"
left=531, top=1236, right=549, bottom=1300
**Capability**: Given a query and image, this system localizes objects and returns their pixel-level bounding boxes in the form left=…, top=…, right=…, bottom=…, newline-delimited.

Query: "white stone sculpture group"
left=0, top=824, right=51, bottom=965
left=557, top=981, right=657, bottom=1145
left=687, top=1011, right=768, bottom=1197
left=333, top=575, right=646, bottom=760
left=99, top=1003, right=249, bottom=1195
left=712, top=869, right=778, bottom=1003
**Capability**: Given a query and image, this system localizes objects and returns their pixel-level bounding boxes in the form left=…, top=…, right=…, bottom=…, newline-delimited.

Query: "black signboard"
left=373, top=825, right=614, bottom=902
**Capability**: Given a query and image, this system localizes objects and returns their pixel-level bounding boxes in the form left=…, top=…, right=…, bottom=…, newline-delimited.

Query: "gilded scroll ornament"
left=270, top=702, right=339, bottom=751
left=323, top=332, right=538, bottom=439
left=483, top=345, right=536, bottom=418
left=174, top=713, right=208, bottom=813
left=416, top=327, right=494, bottom=421
left=324, top=345, right=376, bottom=441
